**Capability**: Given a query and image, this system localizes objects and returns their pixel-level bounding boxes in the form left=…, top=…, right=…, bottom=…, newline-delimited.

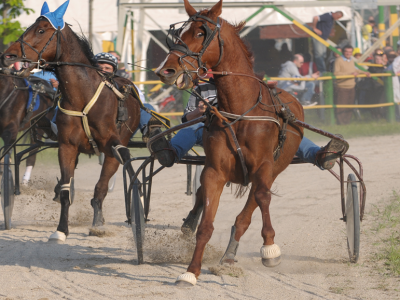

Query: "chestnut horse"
left=156, top=0, right=304, bottom=286
left=0, top=73, right=54, bottom=180
left=2, top=17, right=140, bottom=242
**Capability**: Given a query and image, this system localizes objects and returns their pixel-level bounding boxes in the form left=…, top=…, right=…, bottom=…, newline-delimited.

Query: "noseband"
left=167, top=12, right=224, bottom=78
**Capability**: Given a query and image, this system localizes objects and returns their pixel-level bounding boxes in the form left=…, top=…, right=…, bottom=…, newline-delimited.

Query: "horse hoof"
left=175, top=272, right=196, bottom=287
left=48, top=231, right=66, bottom=243
left=22, top=179, right=29, bottom=186
left=260, top=244, right=281, bottom=267
left=262, top=256, right=281, bottom=267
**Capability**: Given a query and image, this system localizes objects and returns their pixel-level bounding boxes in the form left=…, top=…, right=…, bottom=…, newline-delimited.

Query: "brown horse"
left=2, top=16, right=141, bottom=242
left=156, top=0, right=304, bottom=286
left=0, top=73, right=54, bottom=181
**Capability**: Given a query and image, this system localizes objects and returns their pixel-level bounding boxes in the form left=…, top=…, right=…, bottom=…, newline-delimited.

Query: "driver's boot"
left=316, top=134, right=345, bottom=170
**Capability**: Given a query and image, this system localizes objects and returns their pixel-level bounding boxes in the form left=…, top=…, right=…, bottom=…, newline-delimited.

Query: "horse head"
left=2, top=1, right=69, bottom=76
left=155, top=0, right=224, bottom=90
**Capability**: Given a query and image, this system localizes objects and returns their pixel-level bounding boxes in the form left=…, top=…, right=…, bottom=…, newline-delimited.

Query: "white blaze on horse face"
left=155, top=54, right=171, bottom=74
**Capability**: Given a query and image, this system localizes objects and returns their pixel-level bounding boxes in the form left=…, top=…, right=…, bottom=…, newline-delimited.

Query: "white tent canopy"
left=17, top=0, right=355, bottom=81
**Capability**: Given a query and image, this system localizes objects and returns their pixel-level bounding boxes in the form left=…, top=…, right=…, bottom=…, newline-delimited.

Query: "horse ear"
left=209, top=0, right=223, bottom=19
left=40, top=1, right=50, bottom=15
left=183, top=0, right=197, bottom=17
left=53, top=0, right=70, bottom=20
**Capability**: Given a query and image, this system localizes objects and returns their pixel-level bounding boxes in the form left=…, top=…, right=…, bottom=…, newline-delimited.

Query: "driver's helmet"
left=94, top=52, right=118, bottom=72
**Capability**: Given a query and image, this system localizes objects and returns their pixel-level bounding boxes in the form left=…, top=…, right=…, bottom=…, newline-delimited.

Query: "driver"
left=150, top=78, right=344, bottom=171
left=94, top=52, right=156, bottom=136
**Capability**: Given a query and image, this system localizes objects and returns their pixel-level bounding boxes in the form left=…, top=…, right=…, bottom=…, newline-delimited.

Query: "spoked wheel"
left=1, top=154, right=15, bottom=230
left=131, top=179, right=145, bottom=264
left=345, top=173, right=360, bottom=263
left=108, top=173, right=117, bottom=192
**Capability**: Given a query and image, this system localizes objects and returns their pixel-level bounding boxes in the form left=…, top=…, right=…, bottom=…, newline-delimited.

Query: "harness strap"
left=58, top=81, right=106, bottom=156
left=224, top=122, right=249, bottom=186
left=219, top=111, right=280, bottom=126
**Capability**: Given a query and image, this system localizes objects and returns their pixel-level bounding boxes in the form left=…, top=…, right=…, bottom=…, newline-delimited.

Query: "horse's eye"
left=38, top=29, right=45, bottom=34
left=197, top=32, right=204, bottom=37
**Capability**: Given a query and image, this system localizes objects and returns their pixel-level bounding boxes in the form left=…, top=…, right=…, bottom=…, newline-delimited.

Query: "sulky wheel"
left=345, top=173, right=360, bottom=263
left=191, top=165, right=203, bottom=228
left=1, top=154, right=15, bottom=230
left=131, top=179, right=145, bottom=264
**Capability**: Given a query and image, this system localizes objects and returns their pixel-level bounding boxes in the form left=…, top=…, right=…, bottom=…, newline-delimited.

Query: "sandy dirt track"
left=1, top=134, right=400, bottom=300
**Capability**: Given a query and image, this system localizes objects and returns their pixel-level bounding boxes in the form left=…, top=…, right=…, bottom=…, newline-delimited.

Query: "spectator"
left=386, top=51, right=398, bottom=70
left=334, top=44, right=370, bottom=125
left=277, top=53, right=320, bottom=106
left=364, top=53, right=386, bottom=120
left=279, top=42, right=293, bottom=64
left=368, top=16, right=379, bottom=42
left=312, top=11, right=343, bottom=73
left=108, top=50, right=130, bottom=79
left=329, top=47, right=342, bottom=72
left=299, top=53, right=318, bottom=76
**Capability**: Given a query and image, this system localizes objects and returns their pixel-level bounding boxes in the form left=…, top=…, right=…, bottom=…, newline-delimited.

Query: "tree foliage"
left=0, top=0, right=34, bottom=45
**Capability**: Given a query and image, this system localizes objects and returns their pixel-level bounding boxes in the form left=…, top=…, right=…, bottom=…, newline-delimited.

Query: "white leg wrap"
left=60, top=177, right=74, bottom=205
left=260, top=244, right=281, bottom=259
left=176, top=272, right=197, bottom=286
left=49, top=231, right=66, bottom=243
left=22, top=165, right=33, bottom=185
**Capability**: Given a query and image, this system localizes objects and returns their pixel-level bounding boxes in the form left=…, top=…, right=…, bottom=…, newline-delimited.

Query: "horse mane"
left=69, top=28, right=98, bottom=67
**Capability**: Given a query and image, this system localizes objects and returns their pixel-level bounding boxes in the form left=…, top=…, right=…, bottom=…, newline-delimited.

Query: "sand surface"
left=1, top=134, right=400, bottom=299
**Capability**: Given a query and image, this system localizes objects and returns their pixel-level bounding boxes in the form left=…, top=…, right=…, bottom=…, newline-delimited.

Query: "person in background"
left=391, top=54, right=400, bottom=118
left=329, top=47, right=342, bottom=72
left=312, top=11, right=344, bottom=73
left=108, top=50, right=130, bottom=79
left=279, top=43, right=292, bottom=64
left=277, top=54, right=320, bottom=106
left=368, top=16, right=379, bottom=42
left=386, top=51, right=398, bottom=70
left=354, top=52, right=362, bottom=60
left=334, top=44, right=370, bottom=125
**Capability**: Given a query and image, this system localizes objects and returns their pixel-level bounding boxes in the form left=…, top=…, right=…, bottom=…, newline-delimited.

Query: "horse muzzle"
left=156, top=67, right=193, bottom=90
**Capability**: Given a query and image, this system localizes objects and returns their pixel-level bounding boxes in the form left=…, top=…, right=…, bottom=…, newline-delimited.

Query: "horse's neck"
left=55, top=30, right=100, bottom=108
left=213, top=43, right=260, bottom=114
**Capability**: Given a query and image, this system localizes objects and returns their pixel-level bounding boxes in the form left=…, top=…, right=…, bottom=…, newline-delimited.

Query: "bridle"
left=166, top=12, right=224, bottom=80
left=16, top=17, right=63, bottom=68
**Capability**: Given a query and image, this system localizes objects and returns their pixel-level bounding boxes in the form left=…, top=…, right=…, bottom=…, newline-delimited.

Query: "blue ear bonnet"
left=40, top=0, right=70, bottom=30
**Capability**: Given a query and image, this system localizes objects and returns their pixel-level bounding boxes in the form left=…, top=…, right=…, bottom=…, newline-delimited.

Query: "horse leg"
left=48, top=144, right=78, bottom=243
left=176, top=168, right=225, bottom=286
left=220, top=185, right=258, bottom=265
left=22, top=135, right=38, bottom=185
left=181, top=185, right=204, bottom=236
left=254, top=162, right=281, bottom=267
left=91, top=155, right=120, bottom=227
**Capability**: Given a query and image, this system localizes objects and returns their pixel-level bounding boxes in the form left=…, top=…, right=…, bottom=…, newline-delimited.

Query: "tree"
left=0, top=0, right=34, bottom=52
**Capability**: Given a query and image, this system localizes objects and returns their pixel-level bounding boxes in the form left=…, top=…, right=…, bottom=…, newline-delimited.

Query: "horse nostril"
left=163, top=69, right=176, bottom=76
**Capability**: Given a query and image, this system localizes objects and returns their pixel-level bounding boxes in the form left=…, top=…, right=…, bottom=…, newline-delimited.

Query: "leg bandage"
left=60, top=177, right=75, bottom=205
left=22, top=165, right=33, bottom=184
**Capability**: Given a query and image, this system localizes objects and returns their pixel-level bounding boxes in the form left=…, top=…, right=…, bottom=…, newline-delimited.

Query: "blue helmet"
left=94, top=52, right=118, bottom=71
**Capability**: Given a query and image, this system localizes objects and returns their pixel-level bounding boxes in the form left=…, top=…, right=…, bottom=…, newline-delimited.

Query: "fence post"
left=384, top=73, right=396, bottom=123
left=323, top=72, right=335, bottom=125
